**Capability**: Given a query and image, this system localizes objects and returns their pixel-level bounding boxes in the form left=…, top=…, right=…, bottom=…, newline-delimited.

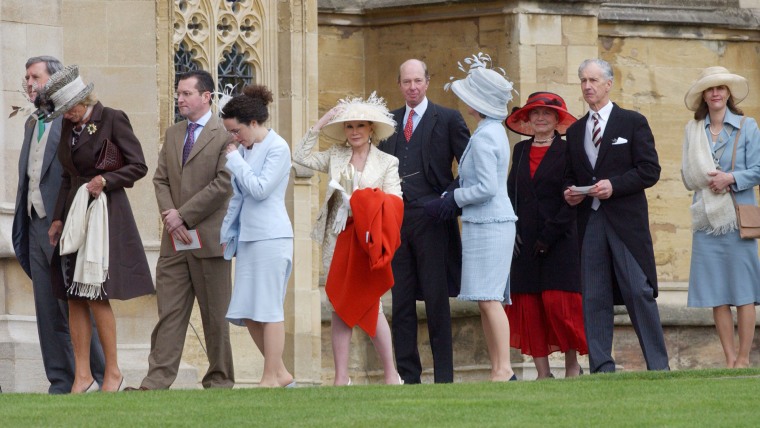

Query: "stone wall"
left=316, top=0, right=760, bottom=378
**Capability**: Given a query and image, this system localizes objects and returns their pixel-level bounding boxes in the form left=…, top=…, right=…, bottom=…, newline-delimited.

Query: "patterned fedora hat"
left=42, top=65, right=94, bottom=122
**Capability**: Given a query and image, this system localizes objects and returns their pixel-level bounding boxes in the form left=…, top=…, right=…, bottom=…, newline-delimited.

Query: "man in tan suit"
left=133, top=70, right=234, bottom=390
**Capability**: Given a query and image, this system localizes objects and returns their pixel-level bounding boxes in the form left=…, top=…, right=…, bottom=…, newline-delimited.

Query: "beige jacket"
left=293, top=129, right=401, bottom=272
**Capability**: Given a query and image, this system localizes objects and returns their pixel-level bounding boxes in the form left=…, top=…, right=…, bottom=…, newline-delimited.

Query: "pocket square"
left=611, top=137, right=628, bottom=145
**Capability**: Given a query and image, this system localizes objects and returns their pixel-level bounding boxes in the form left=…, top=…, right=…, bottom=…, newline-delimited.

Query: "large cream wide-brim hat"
left=321, top=92, right=397, bottom=143
left=684, top=66, right=748, bottom=111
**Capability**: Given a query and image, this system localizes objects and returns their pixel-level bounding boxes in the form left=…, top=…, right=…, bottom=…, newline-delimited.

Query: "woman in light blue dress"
left=430, top=54, right=517, bottom=381
left=219, top=84, right=294, bottom=387
left=682, top=66, right=760, bottom=368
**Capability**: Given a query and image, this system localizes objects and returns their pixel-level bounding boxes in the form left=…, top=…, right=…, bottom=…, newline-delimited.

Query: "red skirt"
left=505, top=290, right=588, bottom=357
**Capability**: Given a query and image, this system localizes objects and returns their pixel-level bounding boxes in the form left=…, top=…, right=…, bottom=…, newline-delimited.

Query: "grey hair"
left=25, top=56, right=63, bottom=76
left=578, top=59, right=614, bottom=82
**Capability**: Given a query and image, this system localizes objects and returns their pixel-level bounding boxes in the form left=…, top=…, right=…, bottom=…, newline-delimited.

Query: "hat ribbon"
left=50, top=76, right=88, bottom=108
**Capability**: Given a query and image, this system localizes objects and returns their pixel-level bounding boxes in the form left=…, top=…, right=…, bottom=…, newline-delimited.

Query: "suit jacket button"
left=592, top=176, right=596, bottom=181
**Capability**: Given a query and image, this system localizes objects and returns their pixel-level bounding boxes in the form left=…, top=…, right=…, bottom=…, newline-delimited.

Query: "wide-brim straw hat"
left=506, top=92, right=577, bottom=136
left=684, top=66, right=748, bottom=111
left=321, top=92, right=397, bottom=143
left=450, top=66, right=514, bottom=121
left=43, top=64, right=94, bottom=122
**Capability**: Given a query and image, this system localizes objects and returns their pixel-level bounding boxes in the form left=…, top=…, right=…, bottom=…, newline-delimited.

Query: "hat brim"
left=321, top=115, right=397, bottom=143
left=505, top=105, right=577, bottom=136
left=45, top=83, right=94, bottom=122
left=451, top=79, right=509, bottom=121
left=684, top=73, right=748, bottom=111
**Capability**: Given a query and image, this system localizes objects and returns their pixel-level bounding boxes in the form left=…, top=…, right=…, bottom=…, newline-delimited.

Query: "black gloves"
left=424, top=192, right=460, bottom=222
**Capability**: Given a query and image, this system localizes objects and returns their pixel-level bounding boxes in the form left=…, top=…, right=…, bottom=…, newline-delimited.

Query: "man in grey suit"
left=12, top=56, right=104, bottom=393
left=564, top=58, right=669, bottom=373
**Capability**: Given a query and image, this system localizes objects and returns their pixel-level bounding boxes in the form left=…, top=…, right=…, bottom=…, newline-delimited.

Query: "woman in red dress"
left=505, top=92, right=587, bottom=379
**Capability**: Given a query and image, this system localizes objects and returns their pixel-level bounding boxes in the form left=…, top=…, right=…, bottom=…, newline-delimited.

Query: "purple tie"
left=182, top=122, right=199, bottom=165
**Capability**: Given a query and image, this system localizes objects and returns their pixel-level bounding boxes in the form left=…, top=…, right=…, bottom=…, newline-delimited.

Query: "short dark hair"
left=220, top=84, right=273, bottom=125
left=178, top=70, right=215, bottom=105
left=25, top=56, right=63, bottom=76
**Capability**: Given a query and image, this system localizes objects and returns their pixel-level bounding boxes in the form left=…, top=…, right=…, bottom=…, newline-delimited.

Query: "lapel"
left=384, top=108, right=404, bottom=155
left=362, top=144, right=385, bottom=187
left=184, top=114, right=219, bottom=166
left=418, top=103, right=438, bottom=172
left=573, top=112, right=594, bottom=174
left=594, top=103, right=620, bottom=171
left=72, top=102, right=104, bottom=154
left=174, top=121, right=188, bottom=169
left=531, top=135, right=563, bottom=182
left=19, top=115, right=36, bottom=180
left=41, top=116, right=63, bottom=177
left=329, top=145, right=352, bottom=182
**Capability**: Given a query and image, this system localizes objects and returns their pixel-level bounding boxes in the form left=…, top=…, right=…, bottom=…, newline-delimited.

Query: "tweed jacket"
left=154, top=114, right=233, bottom=258
left=454, top=118, right=516, bottom=223
left=293, top=129, right=402, bottom=271
left=12, top=113, right=64, bottom=277
left=220, top=129, right=293, bottom=258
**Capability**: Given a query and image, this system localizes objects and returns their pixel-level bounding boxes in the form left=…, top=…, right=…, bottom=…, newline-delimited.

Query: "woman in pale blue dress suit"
left=431, top=54, right=518, bottom=381
left=219, top=84, right=295, bottom=387
left=682, top=67, right=760, bottom=368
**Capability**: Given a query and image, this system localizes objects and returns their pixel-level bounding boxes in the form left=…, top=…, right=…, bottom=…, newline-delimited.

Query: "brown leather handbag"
left=95, top=139, right=125, bottom=171
left=728, top=118, right=760, bottom=239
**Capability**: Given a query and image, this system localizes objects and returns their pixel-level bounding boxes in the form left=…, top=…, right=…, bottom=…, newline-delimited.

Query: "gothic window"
left=172, top=0, right=266, bottom=121
left=174, top=41, right=201, bottom=122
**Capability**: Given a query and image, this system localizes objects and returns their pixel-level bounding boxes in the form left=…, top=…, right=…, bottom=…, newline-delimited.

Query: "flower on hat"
left=445, top=52, right=516, bottom=121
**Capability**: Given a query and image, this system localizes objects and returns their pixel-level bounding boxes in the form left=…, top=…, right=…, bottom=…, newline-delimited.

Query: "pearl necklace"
left=709, top=124, right=722, bottom=136
left=532, top=136, right=554, bottom=144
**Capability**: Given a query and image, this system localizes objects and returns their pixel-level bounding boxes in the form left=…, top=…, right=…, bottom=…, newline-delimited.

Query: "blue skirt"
left=459, top=221, right=515, bottom=303
left=688, top=230, right=760, bottom=307
left=226, top=238, right=293, bottom=324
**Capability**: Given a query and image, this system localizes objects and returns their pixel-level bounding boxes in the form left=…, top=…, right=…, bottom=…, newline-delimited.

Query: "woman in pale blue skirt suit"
left=429, top=54, right=517, bottom=381
left=219, top=84, right=295, bottom=387
left=682, top=67, right=760, bottom=368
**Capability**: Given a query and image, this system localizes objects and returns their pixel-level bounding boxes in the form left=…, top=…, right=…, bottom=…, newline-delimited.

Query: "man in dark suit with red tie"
left=564, top=58, right=669, bottom=373
left=378, top=59, right=470, bottom=384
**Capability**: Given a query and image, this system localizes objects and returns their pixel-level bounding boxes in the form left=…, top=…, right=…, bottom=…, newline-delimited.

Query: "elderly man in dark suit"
left=564, top=58, right=669, bottom=373
left=378, top=59, right=470, bottom=384
left=12, top=56, right=104, bottom=393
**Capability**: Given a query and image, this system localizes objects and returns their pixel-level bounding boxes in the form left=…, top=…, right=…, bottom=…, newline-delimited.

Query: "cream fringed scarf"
left=60, top=184, right=110, bottom=299
left=681, top=119, right=736, bottom=235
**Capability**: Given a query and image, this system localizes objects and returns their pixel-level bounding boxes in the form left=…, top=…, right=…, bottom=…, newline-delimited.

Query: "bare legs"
left=69, top=299, right=121, bottom=393
left=564, top=349, right=582, bottom=377
left=244, top=320, right=293, bottom=387
left=478, top=300, right=514, bottom=381
left=713, top=304, right=756, bottom=368
left=332, top=310, right=401, bottom=385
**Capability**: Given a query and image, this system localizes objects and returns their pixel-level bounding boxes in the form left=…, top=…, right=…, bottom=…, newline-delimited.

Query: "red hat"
left=505, top=92, right=576, bottom=136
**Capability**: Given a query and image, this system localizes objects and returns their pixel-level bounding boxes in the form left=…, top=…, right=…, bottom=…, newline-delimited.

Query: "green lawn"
left=2, top=369, right=759, bottom=427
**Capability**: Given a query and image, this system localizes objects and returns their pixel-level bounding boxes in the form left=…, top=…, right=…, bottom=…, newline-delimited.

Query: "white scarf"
left=60, top=184, right=110, bottom=299
left=681, top=119, right=736, bottom=235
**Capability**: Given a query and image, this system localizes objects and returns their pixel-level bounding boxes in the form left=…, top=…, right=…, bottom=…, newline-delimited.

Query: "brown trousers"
left=141, top=252, right=234, bottom=389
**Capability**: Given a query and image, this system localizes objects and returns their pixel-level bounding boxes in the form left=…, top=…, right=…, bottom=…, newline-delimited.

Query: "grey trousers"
left=29, top=211, right=105, bottom=393
left=581, top=210, right=670, bottom=373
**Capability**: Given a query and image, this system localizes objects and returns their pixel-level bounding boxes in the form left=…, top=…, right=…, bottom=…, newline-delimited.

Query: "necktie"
left=182, top=122, right=199, bottom=165
left=404, top=109, right=415, bottom=142
left=592, top=113, right=601, bottom=147
left=37, top=115, right=45, bottom=142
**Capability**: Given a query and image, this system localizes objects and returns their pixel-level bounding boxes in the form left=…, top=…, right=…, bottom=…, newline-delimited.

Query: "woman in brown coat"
left=45, top=65, right=153, bottom=393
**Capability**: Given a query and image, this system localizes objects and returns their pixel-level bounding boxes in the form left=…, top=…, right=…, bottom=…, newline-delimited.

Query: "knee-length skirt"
left=226, top=238, right=293, bottom=324
left=459, top=221, right=515, bottom=303
left=688, top=230, right=760, bottom=307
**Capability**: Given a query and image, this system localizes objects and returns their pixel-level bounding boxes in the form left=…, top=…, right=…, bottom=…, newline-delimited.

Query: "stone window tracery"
left=173, top=0, right=264, bottom=120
